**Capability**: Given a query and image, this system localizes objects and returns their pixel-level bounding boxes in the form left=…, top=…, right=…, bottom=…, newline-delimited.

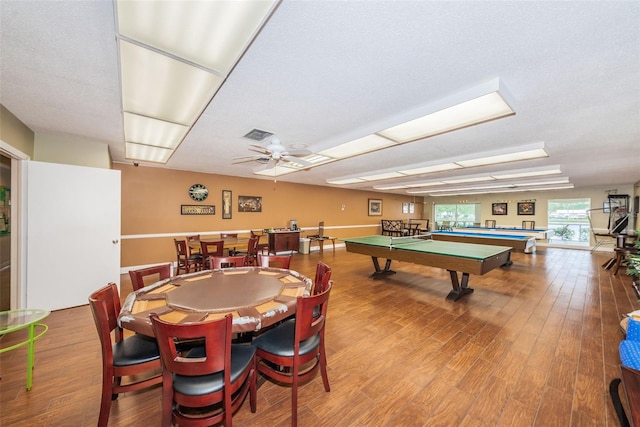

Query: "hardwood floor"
left=1, top=247, right=637, bottom=426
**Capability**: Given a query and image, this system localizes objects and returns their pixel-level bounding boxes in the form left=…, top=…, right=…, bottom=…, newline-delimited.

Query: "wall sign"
left=181, top=205, right=215, bottom=215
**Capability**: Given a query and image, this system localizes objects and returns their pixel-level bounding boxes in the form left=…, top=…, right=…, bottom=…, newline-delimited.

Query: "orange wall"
left=116, top=164, right=424, bottom=267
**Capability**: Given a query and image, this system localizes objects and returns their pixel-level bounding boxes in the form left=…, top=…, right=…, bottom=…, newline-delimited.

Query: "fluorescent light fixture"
left=373, top=184, right=410, bottom=190
left=319, top=134, right=396, bottom=159
left=125, top=143, right=173, bottom=163
left=441, top=176, right=495, bottom=184
left=358, top=171, right=405, bottom=181
left=398, top=163, right=462, bottom=175
left=116, top=0, right=278, bottom=74
left=491, top=166, right=562, bottom=179
left=253, top=165, right=300, bottom=177
left=409, top=178, right=571, bottom=195
left=456, top=147, right=548, bottom=167
left=327, top=178, right=366, bottom=185
left=379, top=92, right=514, bottom=143
left=428, top=184, right=574, bottom=197
left=123, top=113, right=189, bottom=149
left=115, top=1, right=277, bottom=164
left=328, top=144, right=548, bottom=186
left=119, top=40, right=223, bottom=125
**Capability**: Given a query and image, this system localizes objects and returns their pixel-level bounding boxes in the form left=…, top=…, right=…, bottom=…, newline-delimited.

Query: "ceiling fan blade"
left=248, top=147, right=269, bottom=155
left=232, top=155, right=260, bottom=164
left=253, top=158, right=278, bottom=172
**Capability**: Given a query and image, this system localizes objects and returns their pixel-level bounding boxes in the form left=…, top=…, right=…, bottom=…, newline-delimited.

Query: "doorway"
left=0, top=154, right=10, bottom=310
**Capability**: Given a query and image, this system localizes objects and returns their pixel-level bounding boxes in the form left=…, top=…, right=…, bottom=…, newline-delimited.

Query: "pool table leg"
left=446, top=271, right=474, bottom=301
left=370, top=256, right=396, bottom=278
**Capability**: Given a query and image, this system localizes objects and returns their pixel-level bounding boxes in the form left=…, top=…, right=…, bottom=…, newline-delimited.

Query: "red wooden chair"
left=150, top=313, right=256, bottom=427
left=128, top=263, right=171, bottom=291
left=174, top=239, right=202, bottom=274
left=200, top=240, right=224, bottom=269
left=88, top=283, right=162, bottom=427
left=257, top=254, right=292, bottom=269
left=313, top=261, right=332, bottom=295
left=236, top=236, right=259, bottom=266
left=208, top=255, right=247, bottom=270
left=251, top=282, right=332, bottom=426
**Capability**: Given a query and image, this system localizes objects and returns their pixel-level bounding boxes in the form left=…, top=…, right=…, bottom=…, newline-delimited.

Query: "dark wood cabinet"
left=268, top=231, right=300, bottom=253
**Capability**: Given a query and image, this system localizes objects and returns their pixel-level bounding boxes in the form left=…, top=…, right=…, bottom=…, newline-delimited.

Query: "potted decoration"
left=627, top=230, right=640, bottom=301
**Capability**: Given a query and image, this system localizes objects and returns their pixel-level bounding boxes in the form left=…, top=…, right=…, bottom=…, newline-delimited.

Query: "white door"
left=26, top=161, right=120, bottom=310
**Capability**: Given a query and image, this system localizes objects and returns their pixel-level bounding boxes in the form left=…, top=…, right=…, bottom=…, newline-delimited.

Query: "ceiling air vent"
left=243, top=129, right=273, bottom=141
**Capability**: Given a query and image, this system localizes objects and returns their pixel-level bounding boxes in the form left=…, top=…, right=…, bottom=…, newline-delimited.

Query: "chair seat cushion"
left=251, top=319, right=320, bottom=357
left=113, top=334, right=160, bottom=367
left=620, top=340, right=640, bottom=371
left=173, top=344, right=256, bottom=396
left=189, top=254, right=203, bottom=261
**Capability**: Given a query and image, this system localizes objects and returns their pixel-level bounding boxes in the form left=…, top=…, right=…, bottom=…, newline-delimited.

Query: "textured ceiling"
left=1, top=1, right=639, bottom=195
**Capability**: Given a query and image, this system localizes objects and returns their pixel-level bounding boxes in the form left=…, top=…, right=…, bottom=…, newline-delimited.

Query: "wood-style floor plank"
left=1, top=247, right=637, bottom=426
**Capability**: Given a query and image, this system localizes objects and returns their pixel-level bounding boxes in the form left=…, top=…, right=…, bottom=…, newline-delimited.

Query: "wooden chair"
left=485, top=220, right=496, bottom=228
left=186, top=235, right=201, bottom=253
left=221, top=232, right=239, bottom=255
left=250, top=230, right=270, bottom=254
left=307, top=221, right=337, bottom=253
left=522, top=220, right=535, bottom=229
left=150, top=313, right=257, bottom=427
left=174, top=239, right=202, bottom=275
left=88, top=283, right=162, bottom=427
left=314, top=261, right=332, bottom=295
left=200, top=240, right=225, bottom=269
left=236, top=236, right=259, bottom=266
left=251, top=282, right=332, bottom=426
left=128, top=263, right=171, bottom=291
left=257, top=254, right=292, bottom=269
left=208, top=255, right=247, bottom=270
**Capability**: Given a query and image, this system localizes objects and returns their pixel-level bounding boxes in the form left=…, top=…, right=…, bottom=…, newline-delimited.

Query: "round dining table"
left=118, top=266, right=312, bottom=336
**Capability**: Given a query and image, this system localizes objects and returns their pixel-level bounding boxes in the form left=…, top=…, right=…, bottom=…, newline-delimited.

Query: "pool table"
left=343, top=235, right=512, bottom=301
left=431, top=230, right=536, bottom=253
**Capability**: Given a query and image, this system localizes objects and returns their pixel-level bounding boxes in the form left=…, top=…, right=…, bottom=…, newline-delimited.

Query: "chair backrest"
left=247, top=236, right=259, bottom=256
left=314, top=261, right=332, bottom=295
left=485, top=220, right=496, bottom=228
left=209, top=255, right=247, bottom=269
left=89, top=283, right=123, bottom=356
left=151, top=313, right=232, bottom=377
left=522, top=220, right=535, bottom=230
left=129, top=264, right=171, bottom=291
left=174, top=239, right=188, bottom=258
left=296, top=281, right=332, bottom=343
left=201, top=240, right=224, bottom=258
left=258, top=254, right=291, bottom=269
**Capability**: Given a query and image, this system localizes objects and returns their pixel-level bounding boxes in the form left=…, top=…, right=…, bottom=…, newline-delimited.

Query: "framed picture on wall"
left=368, top=199, right=382, bottom=216
left=238, top=195, right=262, bottom=212
left=517, top=202, right=535, bottom=215
left=492, top=202, right=508, bottom=215
left=222, top=190, right=232, bottom=219
left=409, top=202, right=415, bottom=214
left=402, top=202, right=409, bottom=214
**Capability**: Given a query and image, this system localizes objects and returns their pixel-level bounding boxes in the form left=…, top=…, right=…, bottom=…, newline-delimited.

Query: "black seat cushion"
left=172, top=344, right=256, bottom=396
left=113, top=334, right=160, bottom=367
left=251, top=319, right=320, bottom=357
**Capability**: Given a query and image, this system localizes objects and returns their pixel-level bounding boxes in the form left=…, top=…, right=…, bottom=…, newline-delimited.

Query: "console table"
left=268, top=230, right=300, bottom=253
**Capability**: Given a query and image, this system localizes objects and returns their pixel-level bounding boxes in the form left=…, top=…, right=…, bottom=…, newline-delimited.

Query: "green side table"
left=0, top=309, right=50, bottom=390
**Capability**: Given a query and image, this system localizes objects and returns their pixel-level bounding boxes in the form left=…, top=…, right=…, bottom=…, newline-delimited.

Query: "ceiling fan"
left=232, top=138, right=314, bottom=171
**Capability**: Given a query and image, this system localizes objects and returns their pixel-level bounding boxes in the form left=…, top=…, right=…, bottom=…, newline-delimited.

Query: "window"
left=434, top=203, right=479, bottom=228
left=547, top=198, right=590, bottom=246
